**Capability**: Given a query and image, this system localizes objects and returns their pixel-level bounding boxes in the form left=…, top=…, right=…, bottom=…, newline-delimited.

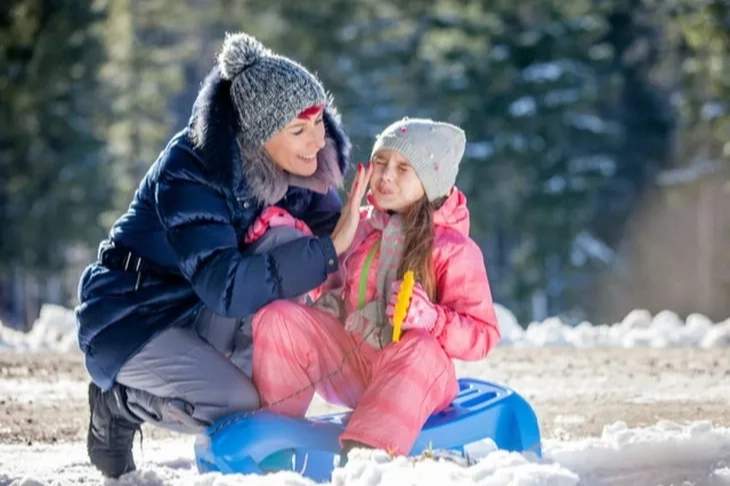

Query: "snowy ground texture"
left=1, top=304, right=730, bottom=486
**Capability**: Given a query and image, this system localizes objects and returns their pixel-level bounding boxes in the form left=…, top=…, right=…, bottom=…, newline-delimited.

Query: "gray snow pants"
left=116, top=226, right=307, bottom=434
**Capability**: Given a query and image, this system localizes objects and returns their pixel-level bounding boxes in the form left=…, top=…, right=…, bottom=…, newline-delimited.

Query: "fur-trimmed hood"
left=188, top=66, right=351, bottom=205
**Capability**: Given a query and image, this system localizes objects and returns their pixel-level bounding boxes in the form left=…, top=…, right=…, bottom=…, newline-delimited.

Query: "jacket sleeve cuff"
left=318, top=236, right=339, bottom=274
left=430, top=305, right=448, bottom=339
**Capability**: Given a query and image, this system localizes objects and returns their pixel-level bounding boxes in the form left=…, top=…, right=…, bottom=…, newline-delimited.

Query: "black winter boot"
left=87, top=381, right=143, bottom=478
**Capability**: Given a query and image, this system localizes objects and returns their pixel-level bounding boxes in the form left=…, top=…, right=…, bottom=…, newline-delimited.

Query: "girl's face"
left=264, top=106, right=326, bottom=176
left=369, top=149, right=425, bottom=213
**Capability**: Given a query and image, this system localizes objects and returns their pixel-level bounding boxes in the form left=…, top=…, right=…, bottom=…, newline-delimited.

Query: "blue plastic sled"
left=194, top=378, right=541, bottom=482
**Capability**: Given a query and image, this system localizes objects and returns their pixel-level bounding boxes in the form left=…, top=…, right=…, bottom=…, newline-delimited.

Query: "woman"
left=75, top=32, right=365, bottom=478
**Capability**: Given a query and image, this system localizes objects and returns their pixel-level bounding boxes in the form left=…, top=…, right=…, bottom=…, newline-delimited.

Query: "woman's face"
left=264, top=106, right=326, bottom=176
left=369, top=149, right=425, bottom=213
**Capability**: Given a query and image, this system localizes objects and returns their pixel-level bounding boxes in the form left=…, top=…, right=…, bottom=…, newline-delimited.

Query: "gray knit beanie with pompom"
left=218, top=32, right=327, bottom=147
left=371, top=117, right=466, bottom=202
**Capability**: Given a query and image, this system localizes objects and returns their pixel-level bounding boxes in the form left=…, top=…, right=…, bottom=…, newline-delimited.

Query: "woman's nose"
left=309, top=129, right=325, bottom=151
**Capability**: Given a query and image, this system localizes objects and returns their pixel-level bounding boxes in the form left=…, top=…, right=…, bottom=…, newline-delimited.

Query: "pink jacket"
left=325, top=189, right=500, bottom=361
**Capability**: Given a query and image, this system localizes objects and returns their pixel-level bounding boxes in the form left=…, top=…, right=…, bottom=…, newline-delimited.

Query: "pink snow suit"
left=251, top=188, right=500, bottom=455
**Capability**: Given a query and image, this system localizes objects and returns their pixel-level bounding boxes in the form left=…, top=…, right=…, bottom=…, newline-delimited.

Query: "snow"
left=565, top=114, right=617, bottom=135
left=547, top=421, right=730, bottom=486
left=2, top=303, right=730, bottom=353
left=493, top=306, right=730, bottom=349
left=1, top=421, right=729, bottom=485
left=656, top=158, right=725, bottom=186
left=567, top=154, right=616, bottom=176
left=0, top=304, right=78, bottom=353
left=508, top=96, right=537, bottom=117
left=544, top=88, right=582, bottom=107
left=465, top=140, right=495, bottom=160
left=522, top=62, right=565, bottom=83
left=544, top=175, right=567, bottom=194
left=701, top=101, right=725, bottom=121
left=571, top=231, right=616, bottom=266
left=2, top=304, right=730, bottom=485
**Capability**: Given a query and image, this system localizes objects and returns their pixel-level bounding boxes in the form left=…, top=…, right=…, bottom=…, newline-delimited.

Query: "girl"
left=251, top=117, right=500, bottom=457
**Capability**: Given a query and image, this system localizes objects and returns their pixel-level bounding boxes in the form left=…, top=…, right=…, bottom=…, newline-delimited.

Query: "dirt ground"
left=1, top=347, right=728, bottom=446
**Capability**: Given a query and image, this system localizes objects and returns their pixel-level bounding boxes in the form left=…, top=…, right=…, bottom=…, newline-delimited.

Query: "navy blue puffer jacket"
left=76, top=67, right=351, bottom=390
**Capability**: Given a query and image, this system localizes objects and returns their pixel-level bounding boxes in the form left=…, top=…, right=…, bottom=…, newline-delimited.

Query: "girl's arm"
left=431, top=237, right=500, bottom=361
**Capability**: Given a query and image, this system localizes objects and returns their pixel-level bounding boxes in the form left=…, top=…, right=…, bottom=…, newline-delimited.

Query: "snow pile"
left=496, top=305, right=730, bottom=349
left=1, top=420, right=728, bottom=485
left=1, top=303, right=729, bottom=353
left=0, top=304, right=78, bottom=352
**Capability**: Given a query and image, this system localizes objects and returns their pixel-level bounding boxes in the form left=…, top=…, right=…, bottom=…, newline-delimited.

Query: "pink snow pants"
left=252, top=300, right=459, bottom=455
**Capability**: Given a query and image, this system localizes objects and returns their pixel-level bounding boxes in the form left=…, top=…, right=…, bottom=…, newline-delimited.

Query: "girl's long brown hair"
left=397, top=195, right=446, bottom=302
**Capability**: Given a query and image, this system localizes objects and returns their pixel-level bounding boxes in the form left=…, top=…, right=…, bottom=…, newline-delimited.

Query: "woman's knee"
left=194, top=375, right=260, bottom=425
left=226, top=375, right=261, bottom=411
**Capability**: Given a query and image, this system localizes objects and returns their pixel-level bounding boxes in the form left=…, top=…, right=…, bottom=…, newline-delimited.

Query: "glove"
left=244, top=206, right=313, bottom=244
left=386, top=281, right=438, bottom=332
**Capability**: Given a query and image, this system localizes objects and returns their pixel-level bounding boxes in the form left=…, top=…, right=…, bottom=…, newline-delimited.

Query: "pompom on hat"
left=218, top=32, right=327, bottom=147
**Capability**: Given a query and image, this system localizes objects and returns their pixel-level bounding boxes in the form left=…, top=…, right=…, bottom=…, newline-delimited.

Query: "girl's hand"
left=331, top=163, right=373, bottom=256
left=386, top=281, right=438, bottom=332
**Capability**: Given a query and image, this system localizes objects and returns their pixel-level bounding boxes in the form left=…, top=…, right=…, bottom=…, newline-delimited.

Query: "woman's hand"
left=331, top=163, right=373, bottom=256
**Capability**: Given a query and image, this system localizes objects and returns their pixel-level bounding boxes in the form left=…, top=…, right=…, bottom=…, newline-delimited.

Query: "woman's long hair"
left=396, top=195, right=446, bottom=302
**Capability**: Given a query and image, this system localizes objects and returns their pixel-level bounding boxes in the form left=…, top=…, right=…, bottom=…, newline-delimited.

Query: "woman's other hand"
left=331, top=163, right=372, bottom=256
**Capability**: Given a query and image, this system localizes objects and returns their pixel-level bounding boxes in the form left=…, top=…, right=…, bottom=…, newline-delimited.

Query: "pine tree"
left=100, top=0, right=198, bottom=225
left=0, top=0, right=112, bottom=270
left=661, top=0, right=730, bottom=166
